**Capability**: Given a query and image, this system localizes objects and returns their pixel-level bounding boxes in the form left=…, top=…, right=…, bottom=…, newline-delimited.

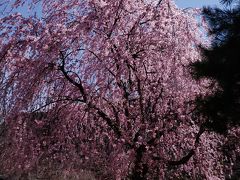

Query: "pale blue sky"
left=175, top=0, right=221, bottom=8
left=0, top=0, right=222, bottom=18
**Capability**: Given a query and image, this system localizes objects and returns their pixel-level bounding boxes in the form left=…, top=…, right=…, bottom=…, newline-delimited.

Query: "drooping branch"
left=91, top=104, right=122, bottom=138
left=167, top=149, right=195, bottom=166
left=152, top=124, right=206, bottom=166
left=59, top=51, right=122, bottom=138
left=59, top=51, right=87, bottom=102
left=107, top=0, right=123, bottom=38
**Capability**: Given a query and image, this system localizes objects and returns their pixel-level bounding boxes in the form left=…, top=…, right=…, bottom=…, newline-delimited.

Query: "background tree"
left=0, top=0, right=238, bottom=179
left=191, top=0, right=240, bottom=178
left=192, top=0, right=240, bottom=133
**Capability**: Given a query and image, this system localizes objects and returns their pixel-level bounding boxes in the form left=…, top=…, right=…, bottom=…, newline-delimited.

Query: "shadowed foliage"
left=192, top=0, right=240, bottom=133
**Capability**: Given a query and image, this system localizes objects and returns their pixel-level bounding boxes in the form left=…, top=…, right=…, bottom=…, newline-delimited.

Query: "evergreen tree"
left=192, top=0, right=240, bottom=133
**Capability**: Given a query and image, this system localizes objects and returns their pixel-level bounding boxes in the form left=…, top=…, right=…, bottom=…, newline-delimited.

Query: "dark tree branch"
left=59, top=51, right=87, bottom=102
left=152, top=124, right=206, bottom=166
left=59, top=51, right=122, bottom=138
left=167, top=149, right=195, bottom=166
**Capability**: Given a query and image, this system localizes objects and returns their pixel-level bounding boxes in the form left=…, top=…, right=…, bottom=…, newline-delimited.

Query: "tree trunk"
left=130, top=145, right=148, bottom=180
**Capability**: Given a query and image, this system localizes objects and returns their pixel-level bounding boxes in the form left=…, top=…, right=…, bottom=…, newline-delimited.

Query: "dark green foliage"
left=191, top=0, right=240, bottom=133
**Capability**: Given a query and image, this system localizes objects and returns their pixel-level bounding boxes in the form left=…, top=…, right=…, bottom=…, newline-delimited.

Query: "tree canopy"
left=192, top=0, right=240, bottom=133
left=0, top=0, right=239, bottom=179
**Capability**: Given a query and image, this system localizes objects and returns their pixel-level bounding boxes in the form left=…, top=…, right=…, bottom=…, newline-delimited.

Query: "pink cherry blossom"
left=0, top=0, right=239, bottom=179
